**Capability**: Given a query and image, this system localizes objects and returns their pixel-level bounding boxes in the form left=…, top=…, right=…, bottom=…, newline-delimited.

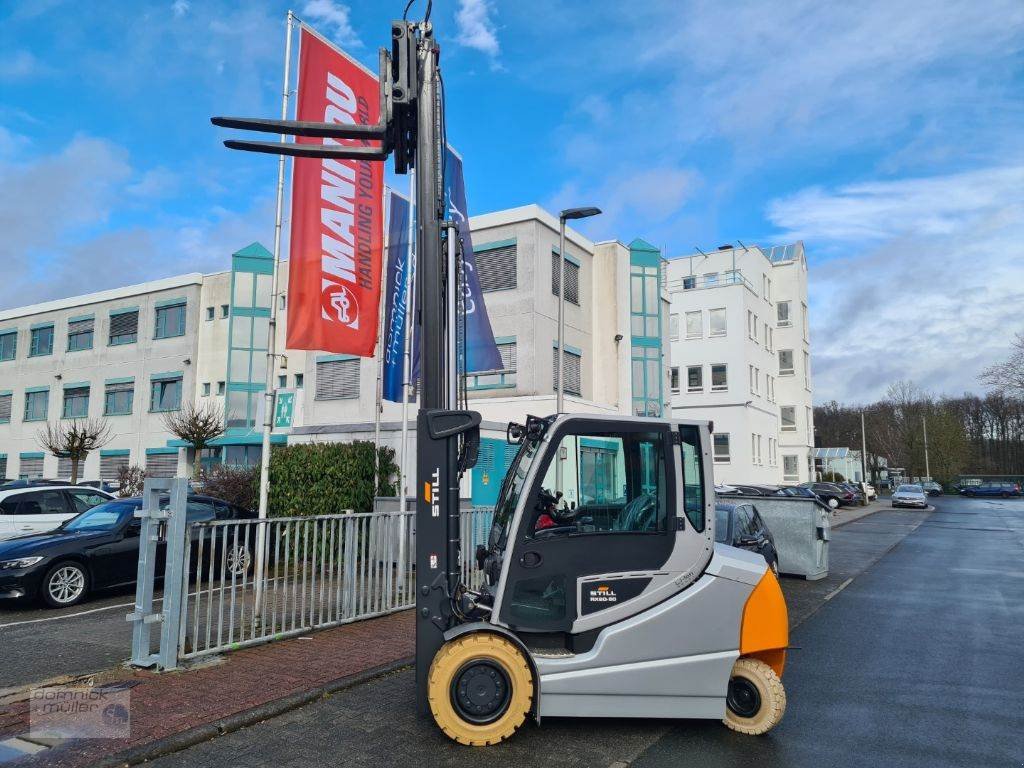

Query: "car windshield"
left=63, top=500, right=139, bottom=531
left=897, top=485, right=922, bottom=493
left=489, top=438, right=543, bottom=550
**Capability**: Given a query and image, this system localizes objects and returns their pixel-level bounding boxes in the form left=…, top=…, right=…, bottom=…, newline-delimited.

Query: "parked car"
left=78, top=480, right=120, bottom=494
left=726, top=484, right=780, bottom=496
left=799, top=482, right=854, bottom=509
left=920, top=481, right=943, bottom=497
left=0, top=485, right=115, bottom=542
left=836, top=482, right=864, bottom=503
left=891, top=484, right=929, bottom=508
left=959, top=482, right=1021, bottom=498
left=0, top=495, right=255, bottom=608
left=714, top=502, right=779, bottom=575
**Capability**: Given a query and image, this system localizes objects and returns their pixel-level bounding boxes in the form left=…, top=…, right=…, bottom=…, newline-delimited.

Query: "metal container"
left=721, top=495, right=830, bottom=580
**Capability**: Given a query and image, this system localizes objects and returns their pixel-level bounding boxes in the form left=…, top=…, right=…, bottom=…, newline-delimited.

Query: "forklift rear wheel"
left=723, top=657, right=786, bottom=735
left=427, top=633, right=534, bottom=746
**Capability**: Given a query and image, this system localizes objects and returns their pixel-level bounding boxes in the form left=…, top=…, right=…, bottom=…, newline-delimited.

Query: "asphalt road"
left=142, top=495, right=1022, bottom=768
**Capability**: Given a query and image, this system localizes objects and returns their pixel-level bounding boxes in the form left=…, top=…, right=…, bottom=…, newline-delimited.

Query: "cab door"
left=496, top=419, right=686, bottom=634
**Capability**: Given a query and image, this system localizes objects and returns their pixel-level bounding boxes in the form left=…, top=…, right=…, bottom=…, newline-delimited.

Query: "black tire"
left=40, top=561, right=90, bottom=608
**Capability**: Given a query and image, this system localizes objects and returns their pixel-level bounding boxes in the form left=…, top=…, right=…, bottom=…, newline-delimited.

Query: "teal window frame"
left=29, top=325, right=54, bottom=357
left=67, top=317, right=95, bottom=352
left=0, top=331, right=17, bottom=361
left=62, top=386, right=90, bottom=419
left=154, top=302, right=187, bottom=339
left=104, top=382, right=134, bottom=416
left=24, top=389, right=49, bottom=421
left=150, top=376, right=183, bottom=412
left=202, top=382, right=211, bottom=396
left=108, top=309, right=139, bottom=346
left=467, top=338, right=517, bottom=390
left=294, top=374, right=303, bottom=389
left=629, top=248, right=664, bottom=417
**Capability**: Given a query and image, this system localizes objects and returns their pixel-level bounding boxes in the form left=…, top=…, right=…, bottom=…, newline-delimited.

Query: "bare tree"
left=980, top=332, right=1024, bottom=398
left=37, top=418, right=112, bottom=484
left=162, top=400, right=226, bottom=478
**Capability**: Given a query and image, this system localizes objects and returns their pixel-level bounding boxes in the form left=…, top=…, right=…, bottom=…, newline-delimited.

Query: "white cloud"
left=455, top=0, right=499, bottom=58
left=171, top=0, right=190, bottom=18
left=765, top=165, right=1024, bottom=402
left=301, top=0, right=362, bottom=49
left=0, top=50, right=42, bottom=81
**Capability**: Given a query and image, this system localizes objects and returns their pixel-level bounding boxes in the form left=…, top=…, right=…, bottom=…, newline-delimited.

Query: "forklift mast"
left=212, top=17, right=477, bottom=714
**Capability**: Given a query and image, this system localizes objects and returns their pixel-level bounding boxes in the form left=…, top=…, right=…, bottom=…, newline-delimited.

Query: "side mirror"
left=125, top=523, right=141, bottom=538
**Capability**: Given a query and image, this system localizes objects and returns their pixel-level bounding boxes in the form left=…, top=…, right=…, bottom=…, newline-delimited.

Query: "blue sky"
left=2, top=0, right=1023, bottom=402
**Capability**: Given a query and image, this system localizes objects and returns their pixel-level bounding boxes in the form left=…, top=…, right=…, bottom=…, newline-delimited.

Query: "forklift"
left=214, top=9, right=789, bottom=747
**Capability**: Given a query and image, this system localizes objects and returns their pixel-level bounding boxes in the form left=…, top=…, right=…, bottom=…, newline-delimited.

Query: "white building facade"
left=0, top=244, right=306, bottom=481
left=664, top=242, right=814, bottom=485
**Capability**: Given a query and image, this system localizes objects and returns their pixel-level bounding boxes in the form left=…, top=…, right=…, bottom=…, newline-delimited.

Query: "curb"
left=92, top=656, right=414, bottom=768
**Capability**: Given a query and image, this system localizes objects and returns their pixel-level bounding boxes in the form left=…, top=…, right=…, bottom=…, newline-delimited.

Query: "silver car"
left=891, top=484, right=928, bottom=508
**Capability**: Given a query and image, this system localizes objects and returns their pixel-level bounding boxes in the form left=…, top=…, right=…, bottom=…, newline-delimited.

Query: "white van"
left=0, top=485, right=115, bottom=541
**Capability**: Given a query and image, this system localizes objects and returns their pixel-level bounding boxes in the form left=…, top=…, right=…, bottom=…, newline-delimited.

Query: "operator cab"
left=479, top=414, right=715, bottom=646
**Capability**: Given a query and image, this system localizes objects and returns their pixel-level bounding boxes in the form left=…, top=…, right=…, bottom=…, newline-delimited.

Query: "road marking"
left=824, top=577, right=853, bottom=601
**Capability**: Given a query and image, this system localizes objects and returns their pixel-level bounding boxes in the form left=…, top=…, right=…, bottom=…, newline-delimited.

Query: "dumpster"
left=719, top=494, right=830, bottom=580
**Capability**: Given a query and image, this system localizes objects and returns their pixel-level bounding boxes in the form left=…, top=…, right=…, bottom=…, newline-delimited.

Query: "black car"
left=799, top=482, right=855, bottom=509
left=726, top=484, right=780, bottom=497
left=715, top=502, right=779, bottom=575
left=0, top=495, right=255, bottom=608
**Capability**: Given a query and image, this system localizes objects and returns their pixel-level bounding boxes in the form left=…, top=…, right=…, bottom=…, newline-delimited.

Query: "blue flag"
left=445, top=148, right=502, bottom=374
left=382, top=191, right=411, bottom=403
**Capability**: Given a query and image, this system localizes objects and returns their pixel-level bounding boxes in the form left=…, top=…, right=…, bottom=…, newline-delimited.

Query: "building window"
left=475, top=243, right=517, bottom=292
left=150, top=376, right=183, bottom=412
left=682, top=276, right=696, bottom=290
left=145, top=452, right=178, bottom=478
left=0, top=392, right=11, bottom=423
left=109, top=310, right=139, bottom=345
left=67, top=318, right=94, bottom=352
left=804, top=351, right=811, bottom=389
left=315, top=358, right=360, bottom=400
left=202, top=382, right=212, bottom=396
left=779, top=349, right=794, bottom=376
left=104, top=381, right=134, bottom=416
left=749, top=365, right=755, bottom=394
left=764, top=276, right=772, bottom=301
left=29, top=325, right=54, bottom=357
left=62, top=386, right=90, bottom=419
left=154, top=302, right=187, bottom=339
left=220, top=304, right=229, bottom=318
left=225, top=445, right=263, bottom=468
left=630, top=264, right=660, bottom=338
left=670, top=366, right=680, bottom=393
left=709, top=308, right=727, bottom=337
left=685, top=311, right=702, bottom=339
left=807, top=407, right=813, bottom=442
left=687, top=365, right=703, bottom=393
left=278, top=374, right=287, bottom=389
left=704, top=272, right=718, bottom=286
left=217, top=381, right=226, bottom=395
left=294, top=374, right=303, bottom=389
left=551, top=252, right=580, bottom=305
left=669, top=314, right=680, bottom=341
left=631, top=346, right=661, bottom=416
left=0, top=331, right=15, bottom=361
left=0, top=456, right=6, bottom=477
left=24, top=390, right=48, bottom=421
left=777, top=301, right=791, bottom=327
left=552, top=348, right=582, bottom=397
left=206, top=306, right=215, bottom=321
left=767, top=326, right=773, bottom=352
left=100, top=453, right=130, bottom=480
left=713, top=433, right=730, bottom=463
left=781, top=406, right=797, bottom=431
left=802, top=302, right=809, bottom=341
left=469, top=341, right=516, bottom=389
left=280, top=294, right=287, bottom=310
left=711, top=364, right=728, bottom=391
left=783, top=455, right=799, bottom=481
left=18, top=456, right=44, bottom=479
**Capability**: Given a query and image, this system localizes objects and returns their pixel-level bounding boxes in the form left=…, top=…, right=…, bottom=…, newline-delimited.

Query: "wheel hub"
left=727, top=675, right=761, bottom=719
left=450, top=660, right=512, bottom=724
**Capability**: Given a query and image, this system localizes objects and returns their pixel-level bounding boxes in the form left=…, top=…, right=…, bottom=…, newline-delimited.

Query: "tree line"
left=815, top=334, right=1024, bottom=484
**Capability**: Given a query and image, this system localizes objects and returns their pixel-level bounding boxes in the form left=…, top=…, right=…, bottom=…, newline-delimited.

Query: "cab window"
left=679, top=425, right=705, bottom=531
left=531, top=431, right=667, bottom=537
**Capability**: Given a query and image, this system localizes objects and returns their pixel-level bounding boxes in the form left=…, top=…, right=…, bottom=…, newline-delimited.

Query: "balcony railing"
left=666, top=270, right=755, bottom=294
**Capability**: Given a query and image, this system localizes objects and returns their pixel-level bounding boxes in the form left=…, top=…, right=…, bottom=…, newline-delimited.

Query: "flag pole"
left=398, top=169, right=417, bottom=514
left=254, top=9, right=294, bottom=624
left=372, top=188, right=391, bottom=496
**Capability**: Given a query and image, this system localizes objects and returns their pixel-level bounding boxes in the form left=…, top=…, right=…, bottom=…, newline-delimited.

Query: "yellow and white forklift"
left=215, top=9, right=789, bottom=748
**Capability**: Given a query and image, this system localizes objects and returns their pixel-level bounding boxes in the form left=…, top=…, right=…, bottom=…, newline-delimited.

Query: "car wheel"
left=827, top=498, right=839, bottom=509
left=723, top=657, right=786, bottom=735
left=1001, top=492, right=1009, bottom=498
left=225, top=544, right=253, bottom=577
left=41, top=561, right=89, bottom=608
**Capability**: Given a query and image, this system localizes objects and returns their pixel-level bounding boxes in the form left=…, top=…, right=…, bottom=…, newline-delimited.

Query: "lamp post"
left=556, top=207, right=601, bottom=414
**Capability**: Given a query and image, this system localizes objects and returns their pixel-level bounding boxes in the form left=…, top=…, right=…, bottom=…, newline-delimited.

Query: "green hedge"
left=267, top=441, right=398, bottom=517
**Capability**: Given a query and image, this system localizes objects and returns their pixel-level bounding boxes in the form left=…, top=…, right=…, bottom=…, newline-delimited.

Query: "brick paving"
left=0, top=610, right=413, bottom=767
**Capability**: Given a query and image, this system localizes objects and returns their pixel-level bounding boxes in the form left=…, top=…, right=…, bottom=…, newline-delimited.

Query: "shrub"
left=820, top=471, right=846, bottom=483
left=267, top=441, right=398, bottom=517
left=200, top=464, right=260, bottom=511
left=117, top=465, right=146, bottom=497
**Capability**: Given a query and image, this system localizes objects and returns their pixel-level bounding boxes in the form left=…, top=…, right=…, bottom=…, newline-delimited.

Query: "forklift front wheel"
left=427, top=633, right=534, bottom=746
left=723, top=657, right=786, bottom=735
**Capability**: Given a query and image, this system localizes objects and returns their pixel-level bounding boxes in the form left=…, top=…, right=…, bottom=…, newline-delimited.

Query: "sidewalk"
left=830, top=498, right=888, bottom=528
left=0, top=611, right=413, bottom=768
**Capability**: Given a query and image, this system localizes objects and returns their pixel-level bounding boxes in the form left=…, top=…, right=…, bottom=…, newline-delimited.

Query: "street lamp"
left=556, top=206, right=602, bottom=414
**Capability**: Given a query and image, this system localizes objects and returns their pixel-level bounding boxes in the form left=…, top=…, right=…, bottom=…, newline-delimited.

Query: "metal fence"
left=132, top=487, right=496, bottom=668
